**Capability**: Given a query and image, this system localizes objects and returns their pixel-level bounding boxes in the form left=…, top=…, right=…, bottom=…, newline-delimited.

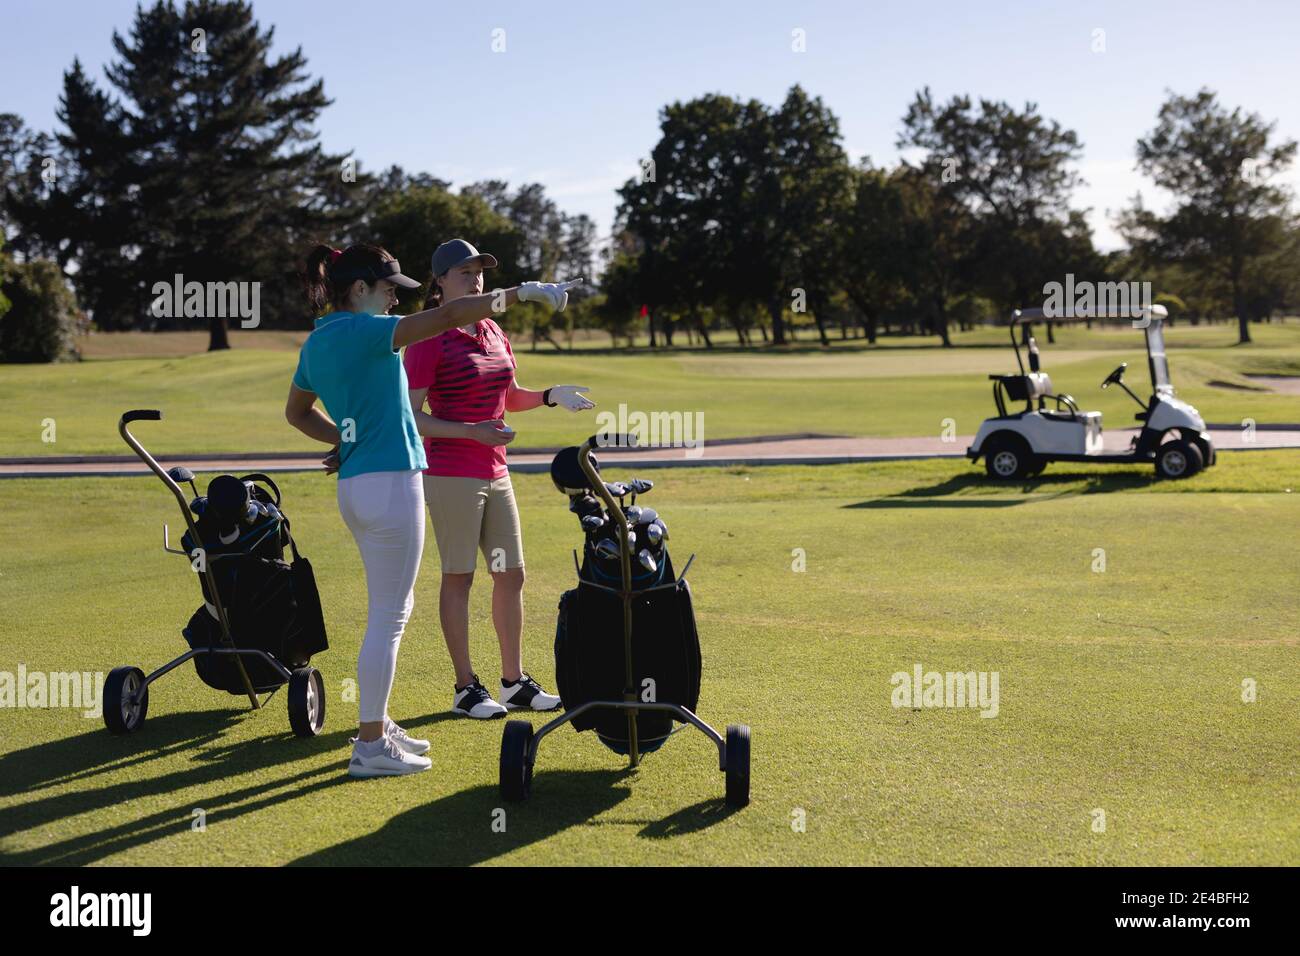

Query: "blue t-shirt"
left=291, top=312, right=427, bottom=479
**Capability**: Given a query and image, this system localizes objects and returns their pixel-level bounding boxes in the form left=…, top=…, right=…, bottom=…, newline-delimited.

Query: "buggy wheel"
left=1155, top=439, right=1204, bottom=480
left=983, top=434, right=1036, bottom=480
left=288, top=667, right=325, bottom=737
left=103, top=666, right=148, bottom=734
left=500, top=720, right=534, bottom=802
left=725, top=724, right=751, bottom=808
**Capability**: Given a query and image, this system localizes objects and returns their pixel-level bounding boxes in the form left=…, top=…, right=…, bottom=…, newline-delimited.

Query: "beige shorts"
left=423, top=474, right=524, bottom=574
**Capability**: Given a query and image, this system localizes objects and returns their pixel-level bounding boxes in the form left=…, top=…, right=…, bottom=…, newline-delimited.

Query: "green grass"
left=1, top=451, right=1297, bottom=865
left=4, top=321, right=1300, bottom=458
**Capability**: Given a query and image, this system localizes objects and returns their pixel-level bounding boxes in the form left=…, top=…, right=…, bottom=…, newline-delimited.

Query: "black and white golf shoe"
left=452, top=676, right=508, bottom=719
left=500, top=673, right=562, bottom=712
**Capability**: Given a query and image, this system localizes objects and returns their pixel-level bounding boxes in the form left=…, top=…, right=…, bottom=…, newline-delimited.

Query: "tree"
left=27, top=1, right=358, bottom=349
left=1126, top=88, right=1297, bottom=343
left=898, top=88, right=1096, bottom=323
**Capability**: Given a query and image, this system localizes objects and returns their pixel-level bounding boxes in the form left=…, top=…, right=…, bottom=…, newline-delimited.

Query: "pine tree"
left=49, top=0, right=361, bottom=348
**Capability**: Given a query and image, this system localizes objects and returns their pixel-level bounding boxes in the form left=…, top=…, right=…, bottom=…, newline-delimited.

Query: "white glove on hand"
left=517, top=277, right=583, bottom=313
left=518, top=281, right=568, bottom=312
left=546, top=385, right=595, bottom=412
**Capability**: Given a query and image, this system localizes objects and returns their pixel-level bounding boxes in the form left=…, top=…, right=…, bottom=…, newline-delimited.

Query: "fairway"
left=4, top=322, right=1300, bottom=458
left=2, top=452, right=1297, bottom=866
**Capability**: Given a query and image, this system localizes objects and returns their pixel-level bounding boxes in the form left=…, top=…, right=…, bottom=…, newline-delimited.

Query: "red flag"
left=640, top=304, right=648, bottom=317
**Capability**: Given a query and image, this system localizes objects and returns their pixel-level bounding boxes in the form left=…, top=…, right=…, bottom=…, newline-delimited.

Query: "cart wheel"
left=983, top=435, right=1036, bottom=480
left=500, top=720, right=534, bottom=802
left=725, top=724, right=751, bottom=808
left=288, top=667, right=325, bottom=737
left=1025, top=460, right=1047, bottom=477
left=1155, top=439, right=1204, bottom=480
left=103, top=666, right=149, bottom=735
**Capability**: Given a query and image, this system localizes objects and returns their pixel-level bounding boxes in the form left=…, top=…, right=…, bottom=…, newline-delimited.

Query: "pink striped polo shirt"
left=402, top=318, right=517, bottom=479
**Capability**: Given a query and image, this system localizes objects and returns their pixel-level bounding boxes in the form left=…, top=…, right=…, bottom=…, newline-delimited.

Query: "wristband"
left=543, top=388, right=557, bottom=408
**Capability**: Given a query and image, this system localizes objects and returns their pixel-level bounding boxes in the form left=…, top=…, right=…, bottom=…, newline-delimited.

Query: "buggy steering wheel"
left=1101, top=363, right=1128, bottom=389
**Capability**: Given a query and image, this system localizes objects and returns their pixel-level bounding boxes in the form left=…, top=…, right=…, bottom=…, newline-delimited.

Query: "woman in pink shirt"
left=404, top=239, right=595, bottom=719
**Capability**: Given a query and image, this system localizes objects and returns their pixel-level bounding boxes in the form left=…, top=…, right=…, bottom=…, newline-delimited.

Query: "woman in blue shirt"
left=287, top=242, right=568, bottom=777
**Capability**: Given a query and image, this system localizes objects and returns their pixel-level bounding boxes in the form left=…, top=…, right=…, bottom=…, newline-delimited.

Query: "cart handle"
left=122, top=409, right=163, bottom=424
left=587, top=432, right=639, bottom=449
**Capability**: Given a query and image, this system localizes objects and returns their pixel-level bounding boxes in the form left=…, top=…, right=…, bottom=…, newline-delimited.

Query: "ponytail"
left=301, top=243, right=338, bottom=314
left=299, top=242, right=398, bottom=315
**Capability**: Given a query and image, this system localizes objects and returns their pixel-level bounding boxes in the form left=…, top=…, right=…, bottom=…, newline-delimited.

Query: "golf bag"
left=554, top=546, right=702, bottom=755
left=180, top=474, right=328, bottom=694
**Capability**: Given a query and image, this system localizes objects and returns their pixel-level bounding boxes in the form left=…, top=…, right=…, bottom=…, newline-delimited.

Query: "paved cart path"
left=2, top=425, right=1297, bottom=478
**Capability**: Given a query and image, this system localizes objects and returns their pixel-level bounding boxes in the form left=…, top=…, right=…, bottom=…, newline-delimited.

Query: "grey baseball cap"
left=431, top=238, right=499, bottom=277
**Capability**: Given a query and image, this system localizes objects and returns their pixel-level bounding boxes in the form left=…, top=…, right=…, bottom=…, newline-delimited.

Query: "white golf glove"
left=545, top=385, right=595, bottom=412
left=517, top=277, right=583, bottom=313
left=518, top=281, right=568, bottom=312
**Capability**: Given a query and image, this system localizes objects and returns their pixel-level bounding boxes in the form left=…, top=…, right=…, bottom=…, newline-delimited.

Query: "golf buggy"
left=967, top=306, right=1216, bottom=480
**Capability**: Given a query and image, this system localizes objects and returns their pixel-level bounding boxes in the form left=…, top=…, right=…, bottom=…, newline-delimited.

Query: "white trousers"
left=336, top=469, right=425, bottom=723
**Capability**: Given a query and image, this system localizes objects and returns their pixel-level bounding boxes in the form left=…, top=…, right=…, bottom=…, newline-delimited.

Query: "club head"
left=635, top=507, right=658, bottom=527
left=637, top=549, right=657, bottom=573
left=604, top=481, right=629, bottom=500
left=646, top=523, right=663, bottom=546
left=653, top=517, right=669, bottom=541
left=580, top=514, right=606, bottom=533
left=167, top=465, right=195, bottom=484
left=625, top=505, right=643, bottom=524
left=630, top=477, right=654, bottom=496
left=568, top=494, right=602, bottom=517
left=594, top=537, right=621, bottom=560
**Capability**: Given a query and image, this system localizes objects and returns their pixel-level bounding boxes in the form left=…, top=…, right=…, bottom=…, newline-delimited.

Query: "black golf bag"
left=554, top=543, right=702, bottom=754
left=180, top=474, right=328, bottom=694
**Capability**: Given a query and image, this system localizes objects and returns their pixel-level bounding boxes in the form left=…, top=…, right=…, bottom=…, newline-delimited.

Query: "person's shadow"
left=289, top=769, right=636, bottom=866
left=2, top=709, right=734, bottom=866
left=0, top=708, right=364, bottom=865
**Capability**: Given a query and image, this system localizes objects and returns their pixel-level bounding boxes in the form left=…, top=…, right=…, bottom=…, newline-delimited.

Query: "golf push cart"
left=968, top=306, right=1216, bottom=480
left=103, top=409, right=329, bottom=737
left=498, top=432, right=751, bottom=807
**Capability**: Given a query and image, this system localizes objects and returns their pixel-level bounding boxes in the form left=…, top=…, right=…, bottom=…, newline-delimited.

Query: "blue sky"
left=4, top=0, right=1298, bottom=254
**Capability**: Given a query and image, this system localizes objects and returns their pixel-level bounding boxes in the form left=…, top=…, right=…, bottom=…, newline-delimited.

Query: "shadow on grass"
left=289, top=769, right=640, bottom=866
left=845, top=469, right=1159, bottom=508
left=0, top=707, right=731, bottom=865
left=0, top=707, right=459, bottom=866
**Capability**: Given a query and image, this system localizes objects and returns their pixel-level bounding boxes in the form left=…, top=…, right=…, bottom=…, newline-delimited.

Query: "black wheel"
left=288, top=667, right=325, bottom=737
left=500, top=720, right=534, bottom=802
left=983, top=434, right=1036, bottom=480
left=725, top=724, right=751, bottom=808
left=103, top=666, right=148, bottom=734
left=1155, top=438, right=1204, bottom=480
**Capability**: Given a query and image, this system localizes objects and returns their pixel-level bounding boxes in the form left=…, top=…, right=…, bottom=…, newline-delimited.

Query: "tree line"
left=1, top=0, right=1296, bottom=362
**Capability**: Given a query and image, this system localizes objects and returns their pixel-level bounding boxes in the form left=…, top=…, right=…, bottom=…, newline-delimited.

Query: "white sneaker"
left=348, top=735, right=431, bottom=777
left=500, top=673, right=562, bottom=712
left=384, top=717, right=430, bottom=756
left=452, top=675, right=508, bottom=719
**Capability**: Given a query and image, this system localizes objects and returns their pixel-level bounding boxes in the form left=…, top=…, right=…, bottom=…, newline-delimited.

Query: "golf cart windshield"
left=1145, top=321, right=1172, bottom=393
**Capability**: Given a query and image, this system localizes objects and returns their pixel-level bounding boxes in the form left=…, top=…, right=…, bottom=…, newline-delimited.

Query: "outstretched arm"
left=394, top=289, right=520, bottom=350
